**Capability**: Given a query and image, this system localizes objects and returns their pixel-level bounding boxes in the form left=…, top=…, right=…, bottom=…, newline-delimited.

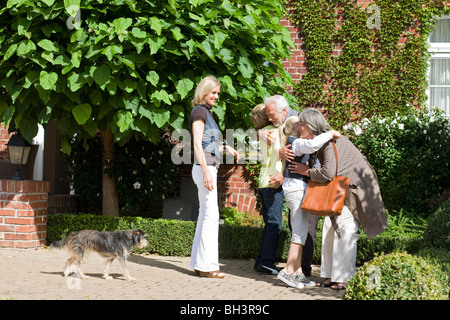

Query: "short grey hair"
left=298, top=108, right=330, bottom=135
left=265, top=95, right=289, bottom=113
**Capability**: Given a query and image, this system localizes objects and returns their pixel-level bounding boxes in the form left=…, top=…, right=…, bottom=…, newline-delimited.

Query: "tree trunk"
left=100, top=128, right=120, bottom=216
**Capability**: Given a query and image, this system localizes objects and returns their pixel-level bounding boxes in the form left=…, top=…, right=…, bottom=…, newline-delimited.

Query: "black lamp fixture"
left=6, top=130, right=32, bottom=180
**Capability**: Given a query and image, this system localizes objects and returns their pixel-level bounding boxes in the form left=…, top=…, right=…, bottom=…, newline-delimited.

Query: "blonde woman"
left=189, top=76, right=239, bottom=279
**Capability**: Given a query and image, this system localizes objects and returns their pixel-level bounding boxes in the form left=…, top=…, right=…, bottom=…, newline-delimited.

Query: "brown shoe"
left=197, top=270, right=225, bottom=279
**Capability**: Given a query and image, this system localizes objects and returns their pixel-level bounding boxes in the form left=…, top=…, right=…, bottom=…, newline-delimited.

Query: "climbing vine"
left=288, top=0, right=450, bottom=129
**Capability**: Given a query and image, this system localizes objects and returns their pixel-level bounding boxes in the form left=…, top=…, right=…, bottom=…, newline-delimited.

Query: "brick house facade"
left=0, top=0, right=448, bottom=244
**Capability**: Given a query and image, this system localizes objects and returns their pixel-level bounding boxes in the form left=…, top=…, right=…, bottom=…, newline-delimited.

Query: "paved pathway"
left=0, top=247, right=341, bottom=301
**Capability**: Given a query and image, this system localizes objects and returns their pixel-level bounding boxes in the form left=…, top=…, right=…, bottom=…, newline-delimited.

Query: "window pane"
left=429, top=87, right=450, bottom=115
left=430, top=17, right=450, bottom=43
left=430, top=59, right=450, bottom=85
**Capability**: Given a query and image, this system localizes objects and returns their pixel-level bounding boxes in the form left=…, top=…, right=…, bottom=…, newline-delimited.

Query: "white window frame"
left=427, top=15, right=450, bottom=116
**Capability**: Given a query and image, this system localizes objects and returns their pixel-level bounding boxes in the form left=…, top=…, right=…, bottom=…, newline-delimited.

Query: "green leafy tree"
left=0, top=0, right=294, bottom=215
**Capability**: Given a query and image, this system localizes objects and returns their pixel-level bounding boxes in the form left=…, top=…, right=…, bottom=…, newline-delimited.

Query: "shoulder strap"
left=332, top=140, right=338, bottom=176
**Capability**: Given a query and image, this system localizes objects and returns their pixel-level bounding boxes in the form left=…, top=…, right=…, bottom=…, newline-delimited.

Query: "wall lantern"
left=6, top=130, right=31, bottom=180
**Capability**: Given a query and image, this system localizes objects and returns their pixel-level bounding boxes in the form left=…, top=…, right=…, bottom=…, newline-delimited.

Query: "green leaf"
left=37, top=39, right=57, bottom=52
left=17, top=17, right=32, bottom=35
left=170, top=104, right=185, bottom=129
left=242, top=15, right=256, bottom=30
left=2, top=105, right=14, bottom=126
left=149, top=16, right=162, bottom=35
left=168, top=0, right=177, bottom=9
left=138, top=105, right=153, bottom=121
left=54, top=54, right=70, bottom=66
left=238, top=56, right=253, bottom=78
left=198, top=40, right=216, bottom=62
left=89, top=89, right=102, bottom=105
left=117, top=55, right=135, bottom=70
left=67, top=71, right=86, bottom=92
left=175, top=78, right=194, bottom=100
left=39, top=71, right=58, bottom=90
left=23, top=71, right=40, bottom=89
left=102, top=44, right=123, bottom=61
left=92, top=64, right=111, bottom=87
left=152, top=108, right=170, bottom=128
left=171, top=27, right=184, bottom=41
left=19, top=119, right=38, bottom=144
left=123, top=78, right=137, bottom=93
left=131, top=27, right=147, bottom=39
left=41, top=51, right=54, bottom=63
left=220, top=75, right=237, bottom=98
left=64, top=0, right=81, bottom=10
left=112, top=17, right=133, bottom=33
left=152, top=89, right=172, bottom=105
left=116, top=110, right=133, bottom=132
left=146, top=71, right=159, bottom=87
left=41, top=0, right=55, bottom=6
left=123, top=95, right=139, bottom=113
left=213, top=29, right=228, bottom=50
left=148, top=36, right=167, bottom=55
left=17, top=40, right=36, bottom=55
left=71, top=50, right=82, bottom=68
left=83, top=119, right=97, bottom=137
left=72, top=103, right=92, bottom=125
left=4, top=44, right=18, bottom=61
left=38, top=106, right=52, bottom=124
left=60, top=137, right=71, bottom=155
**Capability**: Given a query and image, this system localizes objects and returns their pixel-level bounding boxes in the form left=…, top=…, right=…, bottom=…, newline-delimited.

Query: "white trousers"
left=284, top=189, right=308, bottom=245
left=190, top=165, right=220, bottom=272
left=320, top=205, right=359, bottom=283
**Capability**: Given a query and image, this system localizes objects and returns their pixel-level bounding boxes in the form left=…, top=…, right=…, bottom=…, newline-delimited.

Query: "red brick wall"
left=176, top=164, right=259, bottom=216
left=218, top=164, right=258, bottom=215
left=0, top=124, right=11, bottom=161
left=0, top=180, right=50, bottom=248
left=281, top=18, right=305, bottom=93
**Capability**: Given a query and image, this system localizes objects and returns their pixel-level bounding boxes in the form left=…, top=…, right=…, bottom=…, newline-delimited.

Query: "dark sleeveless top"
left=283, top=136, right=310, bottom=183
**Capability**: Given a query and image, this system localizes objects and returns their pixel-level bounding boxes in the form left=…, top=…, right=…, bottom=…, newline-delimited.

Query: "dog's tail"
left=50, top=238, right=69, bottom=250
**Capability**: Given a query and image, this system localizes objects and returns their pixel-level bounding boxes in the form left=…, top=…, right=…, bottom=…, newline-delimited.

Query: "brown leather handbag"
left=301, top=141, right=350, bottom=217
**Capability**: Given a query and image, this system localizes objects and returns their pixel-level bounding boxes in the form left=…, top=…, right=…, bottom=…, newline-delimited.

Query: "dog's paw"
left=125, top=276, right=136, bottom=281
left=103, top=275, right=113, bottom=280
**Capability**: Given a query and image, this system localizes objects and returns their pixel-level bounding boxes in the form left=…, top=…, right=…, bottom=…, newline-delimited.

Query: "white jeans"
left=190, top=165, right=220, bottom=272
left=320, top=205, right=359, bottom=283
left=284, top=189, right=308, bottom=245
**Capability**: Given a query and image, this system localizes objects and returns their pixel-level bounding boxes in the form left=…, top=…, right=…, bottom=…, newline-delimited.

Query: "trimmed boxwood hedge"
left=47, top=213, right=423, bottom=265
left=46, top=214, right=291, bottom=260
left=343, top=251, right=449, bottom=300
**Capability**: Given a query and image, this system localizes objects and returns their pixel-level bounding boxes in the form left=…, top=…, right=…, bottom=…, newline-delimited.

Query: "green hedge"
left=46, top=214, right=291, bottom=260
left=423, top=199, right=450, bottom=250
left=343, top=251, right=449, bottom=300
left=344, top=199, right=450, bottom=300
left=47, top=213, right=423, bottom=265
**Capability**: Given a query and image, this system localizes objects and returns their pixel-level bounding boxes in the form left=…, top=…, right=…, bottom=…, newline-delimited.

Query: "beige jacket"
left=309, top=136, right=388, bottom=238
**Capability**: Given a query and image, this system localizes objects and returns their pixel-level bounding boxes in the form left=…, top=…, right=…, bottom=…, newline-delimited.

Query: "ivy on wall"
left=288, top=0, right=450, bottom=129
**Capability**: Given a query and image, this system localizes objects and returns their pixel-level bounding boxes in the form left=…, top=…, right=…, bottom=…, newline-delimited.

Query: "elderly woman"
left=189, top=76, right=239, bottom=279
left=290, top=109, right=388, bottom=290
